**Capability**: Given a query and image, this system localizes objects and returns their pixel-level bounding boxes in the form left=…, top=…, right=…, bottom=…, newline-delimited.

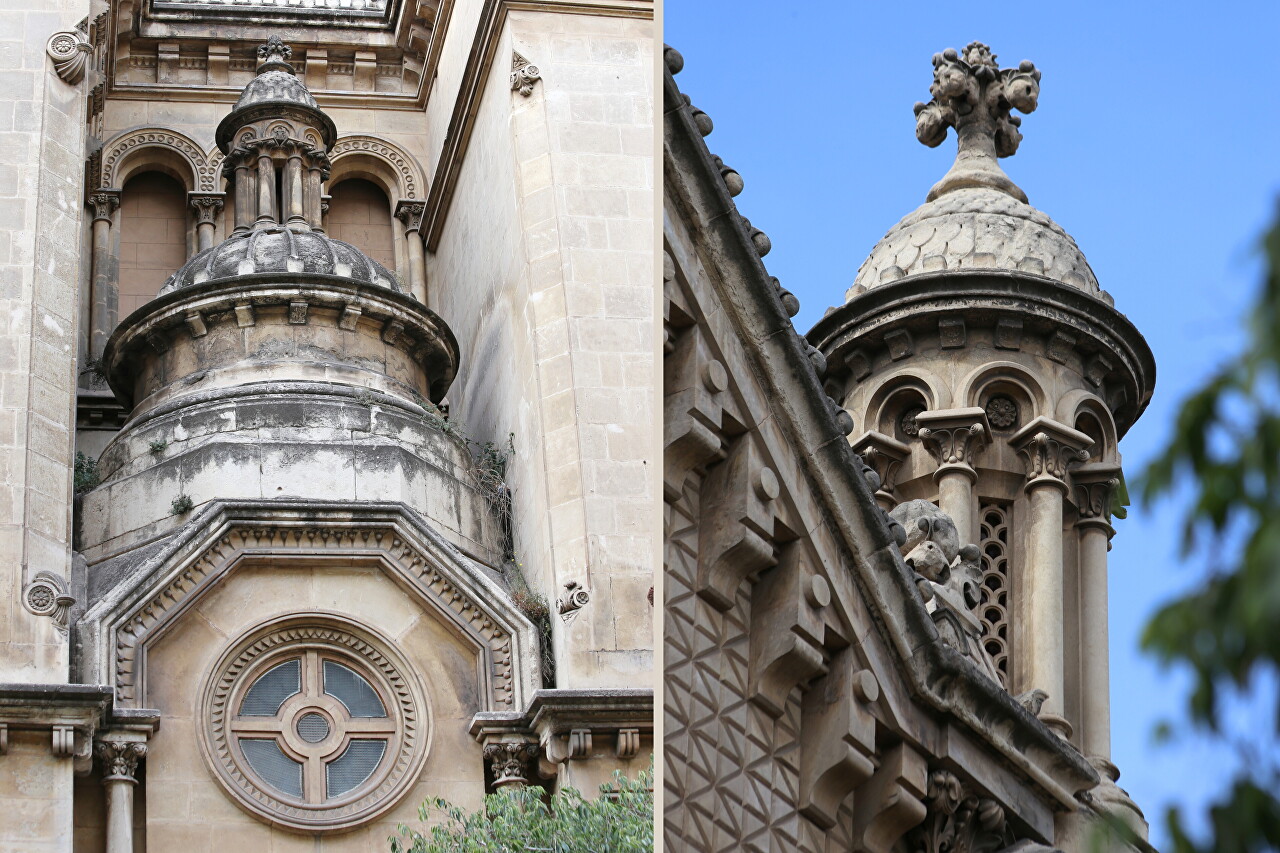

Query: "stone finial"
left=256, top=35, right=294, bottom=73
left=913, top=42, right=1041, bottom=203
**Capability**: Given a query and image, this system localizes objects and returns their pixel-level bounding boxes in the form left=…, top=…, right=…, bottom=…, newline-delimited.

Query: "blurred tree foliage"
left=390, top=764, right=653, bottom=853
left=1139, top=213, right=1280, bottom=852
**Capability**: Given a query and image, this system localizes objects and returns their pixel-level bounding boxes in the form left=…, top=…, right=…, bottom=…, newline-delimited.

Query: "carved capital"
left=915, top=407, right=990, bottom=479
left=1073, top=463, right=1122, bottom=530
left=188, top=192, right=226, bottom=225
left=1010, top=417, right=1091, bottom=490
left=88, top=189, right=120, bottom=223
left=95, top=739, right=147, bottom=782
left=46, top=29, right=92, bottom=85
left=913, top=42, right=1041, bottom=203
left=906, top=769, right=1012, bottom=853
left=394, top=198, right=426, bottom=231
left=483, top=740, right=538, bottom=788
left=511, top=51, right=541, bottom=96
left=851, top=431, right=911, bottom=507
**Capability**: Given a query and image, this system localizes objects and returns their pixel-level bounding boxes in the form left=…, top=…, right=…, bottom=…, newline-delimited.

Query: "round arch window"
left=200, top=616, right=431, bottom=831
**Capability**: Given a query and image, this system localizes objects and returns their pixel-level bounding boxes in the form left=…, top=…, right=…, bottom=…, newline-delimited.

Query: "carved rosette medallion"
left=96, top=740, right=147, bottom=783
left=483, top=741, right=538, bottom=788
left=46, top=29, right=92, bottom=85
left=984, top=395, right=1019, bottom=430
left=23, top=571, right=74, bottom=634
left=511, top=51, right=541, bottom=96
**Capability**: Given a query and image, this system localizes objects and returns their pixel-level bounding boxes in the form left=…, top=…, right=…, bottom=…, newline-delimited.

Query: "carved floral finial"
left=256, top=35, right=294, bottom=73
left=913, top=41, right=1041, bottom=203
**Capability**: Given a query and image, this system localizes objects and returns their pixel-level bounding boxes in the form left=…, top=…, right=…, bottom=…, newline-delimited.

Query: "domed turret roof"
left=215, top=35, right=336, bottom=150
left=849, top=42, right=1099, bottom=299
left=851, top=187, right=1097, bottom=294
left=160, top=226, right=401, bottom=294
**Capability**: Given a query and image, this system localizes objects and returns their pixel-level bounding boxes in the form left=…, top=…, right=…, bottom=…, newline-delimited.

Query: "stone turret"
left=808, top=43, right=1155, bottom=838
left=83, top=36, right=497, bottom=568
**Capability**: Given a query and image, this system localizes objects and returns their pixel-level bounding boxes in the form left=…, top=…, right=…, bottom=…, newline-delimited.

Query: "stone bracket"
left=747, top=546, right=832, bottom=718
left=851, top=430, right=911, bottom=506
left=664, top=319, right=737, bottom=499
left=849, top=742, right=929, bottom=853
left=696, top=436, right=791, bottom=611
left=798, top=649, right=879, bottom=828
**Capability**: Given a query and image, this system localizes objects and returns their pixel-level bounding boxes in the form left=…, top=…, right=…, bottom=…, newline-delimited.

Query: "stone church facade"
left=663, top=42, right=1155, bottom=852
left=0, top=0, right=653, bottom=849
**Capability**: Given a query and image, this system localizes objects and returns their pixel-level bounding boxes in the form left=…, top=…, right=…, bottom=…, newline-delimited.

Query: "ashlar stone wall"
left=427, top=7, right=654, bottom=690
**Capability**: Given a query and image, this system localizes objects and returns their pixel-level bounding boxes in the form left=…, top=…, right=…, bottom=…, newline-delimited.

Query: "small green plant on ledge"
left=148, top=439, right=168, bottom=454
left=170, top=494, right=194, bottom=515
left=391, top=763, right=653, bottom=853
left=74, top=452, right=100, bottom=494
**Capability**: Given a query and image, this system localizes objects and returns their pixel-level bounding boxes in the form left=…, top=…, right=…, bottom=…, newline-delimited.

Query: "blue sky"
left=665, top=1, right=1280, bottom=846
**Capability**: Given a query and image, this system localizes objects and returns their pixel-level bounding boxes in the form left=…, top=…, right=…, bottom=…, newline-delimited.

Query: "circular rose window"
left=200, top=616, right=430, bottom=831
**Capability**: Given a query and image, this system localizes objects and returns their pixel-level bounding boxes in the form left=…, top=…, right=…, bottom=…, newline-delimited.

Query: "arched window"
left=326, top=179, right=396, bottom=272
left=118, top=172, right=188, bottom=321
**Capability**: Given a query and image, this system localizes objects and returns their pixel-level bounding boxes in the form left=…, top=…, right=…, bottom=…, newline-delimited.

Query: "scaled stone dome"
left=159, top=225, right=401, bottom=294
left=849, top=42, right=1100, bottom=299
left=233, top=67, right=320, bottom=113
left=850, top=187, right=1098, bottom=295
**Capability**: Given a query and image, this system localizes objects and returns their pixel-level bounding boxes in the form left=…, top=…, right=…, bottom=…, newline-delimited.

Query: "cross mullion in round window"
left=202, top=618, right=430, bottom=832
left=231, top=651, right=396, bottom=804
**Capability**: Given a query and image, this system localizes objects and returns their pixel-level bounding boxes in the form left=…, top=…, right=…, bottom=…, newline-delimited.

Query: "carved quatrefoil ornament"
left=199, top=614, right=431, bottom=832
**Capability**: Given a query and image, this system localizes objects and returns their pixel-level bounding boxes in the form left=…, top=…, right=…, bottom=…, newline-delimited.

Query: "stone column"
left=88, top=190, right=120, bottom=360
left=395, top=199, right=427, bottom=302
left=1010, top=417, right=1091, bottom=738
left=915, top=407, right=990, bottom=546
left=96, top=738, right=146, bottom=853
left=304, top=165, right=323, bottom=229
left=284, top=152, right=305, bottom=227
left=851, top=431, right=910, bottom=511
left=232, top=160, right=255, bottom=233
left=188, top=192, right=225, bottom=253
left=256, top=151, right=275, bottom=225
left=1073, top=463, right=1120, bottom=762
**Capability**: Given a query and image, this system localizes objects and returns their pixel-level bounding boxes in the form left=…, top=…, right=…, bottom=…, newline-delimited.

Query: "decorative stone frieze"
left=510, top=51, right=541, bottom=96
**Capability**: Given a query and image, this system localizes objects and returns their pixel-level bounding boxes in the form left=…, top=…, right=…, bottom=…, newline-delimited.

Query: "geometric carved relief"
left=978, top=505, right=1012, bottom=685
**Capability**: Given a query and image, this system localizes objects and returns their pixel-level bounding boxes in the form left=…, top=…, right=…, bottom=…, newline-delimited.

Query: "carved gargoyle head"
left=890, top=499, right=961, bottom=583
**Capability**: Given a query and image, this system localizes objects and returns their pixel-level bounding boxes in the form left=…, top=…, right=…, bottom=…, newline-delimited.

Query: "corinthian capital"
left=1011, top=417, right=1091, bottom=489
left=188, top=192, right=226, bottom=225
left=483, top=740, right=538, bottom=788
left=95, top=739, right=147, bottom=782
left=88, top=189, right=120, bottom=223
left=915, top=407, right=990, bottom=479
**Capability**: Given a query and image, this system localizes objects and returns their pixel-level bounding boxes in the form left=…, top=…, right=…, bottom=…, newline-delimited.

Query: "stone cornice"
left=665, top=57, right=1097, bottom=812
left=808, top=272, right=1156, bottom=439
